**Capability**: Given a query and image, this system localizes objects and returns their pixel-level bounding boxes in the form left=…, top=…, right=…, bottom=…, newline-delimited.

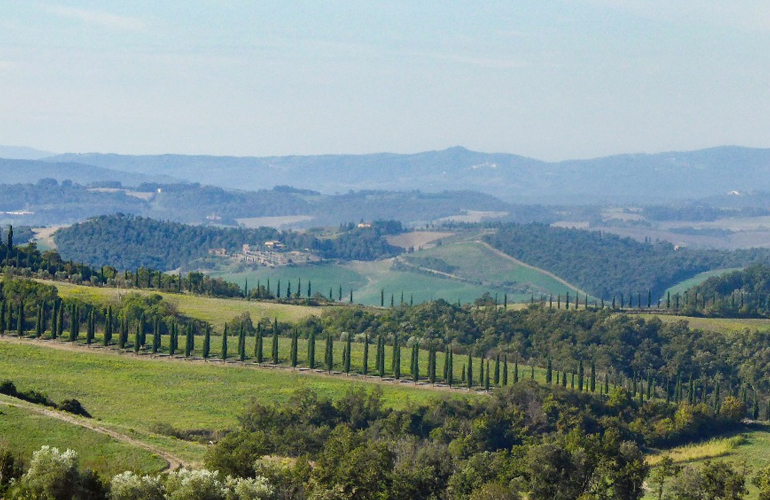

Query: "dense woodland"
left=678, top=264, right=770, bottom=317
left=54, top=214, right=404, bottom=270
left=484, top=223, right=770, bottom=299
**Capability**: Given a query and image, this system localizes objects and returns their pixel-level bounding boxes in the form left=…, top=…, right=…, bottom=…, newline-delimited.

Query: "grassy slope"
left=663, top=267, right=744, bottom=297
left=0, top=398, right=167, bottom=475
left=212, top=239, right=585, bottom=306
left=47, top=280, right=320, bottom=329
left=0, top=338, right=494, bottom=465
left=640, top=313, right=770, bottom=335
left=644, top=425, right=770, bottom=500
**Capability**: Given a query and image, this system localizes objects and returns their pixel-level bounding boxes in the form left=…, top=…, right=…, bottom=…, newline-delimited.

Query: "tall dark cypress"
left=412, top=342, right=419, bottom=382
left=17, top=301, right=24, bottom=337
left=590, top=361, right=596, bottom=393
left=479, top=355, right=484, bottom=388
left=237, top=324, right=244, bottom=360
left=221, top=324, right=228, bottom=360
left=345, top=332, right=352, bottom=373
left=446, top=349, right=454, bottom=387
left=513, top=358, right=519, bottom=384
left=325, top=332, right=333, bottom=371
left=86, top=309, right=94, bottom=345
left=186, top=323, right=194, bottom=358
left=134, top=324, right=141, bottom=353
left=202, top=325, right=211, bottom=359
left=308, top=329, right=315, bottom=369
left=152, top=318, right=160, bottom=354
left=255, top=323, right=263, bottom=363
left=443, top=347, right=450, bottom=382
left=104, top=306, right=113, bottom=346
left=578, top=360, right=585, bottom=392
left=271, top=320, right=279, bottom=364
left=502, top=355, right=508, bottom=386
left=362, top=333, right=369, bottom=376
left=290, top=330, right=298, bottom=368
left=546, top=358, right=553, bottom=384
left=35, top=303, right=43, bottom=338
left=485, top=359, right=491, bottom=391
left=393, top=336, right=401, bottom=379
left=378, top=334, right=385, bottom=377
left=493, top=355, right=500, bottom=385
left=467, top=351, right=474, bottom=388
left=428, top=345, right=436, bottom=384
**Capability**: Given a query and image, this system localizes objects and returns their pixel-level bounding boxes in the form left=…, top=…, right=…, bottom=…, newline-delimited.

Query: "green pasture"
left=0, top=398, right=167, bottom=476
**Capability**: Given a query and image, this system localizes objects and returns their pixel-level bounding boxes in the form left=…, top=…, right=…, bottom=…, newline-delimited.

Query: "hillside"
left=48, top=145, right=770, bottom=203
left=485, top=223, right=770, bottom=299
left=0, top=158, right=178, bottom=187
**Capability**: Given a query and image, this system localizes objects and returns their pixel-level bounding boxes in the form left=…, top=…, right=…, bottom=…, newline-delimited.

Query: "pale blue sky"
left=1, top=1, right=769, bottom=159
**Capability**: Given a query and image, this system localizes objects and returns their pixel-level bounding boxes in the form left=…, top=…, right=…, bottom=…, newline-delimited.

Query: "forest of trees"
left=677, top=264, right=770, bottom=317
left=54, top=214, right=404, bottom=270
left=484, top=223, right=770, bottom=299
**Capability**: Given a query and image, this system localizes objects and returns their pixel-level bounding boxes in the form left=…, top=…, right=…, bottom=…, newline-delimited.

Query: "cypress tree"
left=307, top=280, right=311, bottom=297
left=502, top=355, right=508, bottom=386
left=546, top=358, right=553, bottom=384
left=362, top=333, right=369, bottom=376
left=412, top=342, right=419, bottom=382
left=255, top=323, right=263, bottom=363
left=391, top=333, right=399, bottom=374
left=221, top=324, right=228, bottom=360
left=578, top=360, right=585, bottom=392
left=202, top=325, right=211, bottom=359
left=604, top=373, right=610, bottom=394
left=308, top=329, right=315, bottom=369
left=349, top=289, right=353, bottom=303
left=380, top=289, right=384, bottom=307
left=290, top=330, right=298, bottom=368
left=429, top=344, right=436, bottom=384
left=590, top=361, right=596, bottom=393
left=134, top=323, right=141, bottom=353
left=117, top=315, right=125, bottom=349
left=185, top=323, right=194, bottom=357
left=393, top=336, right=401, bottom=379
left=325, top=332, right=333, bottom=371
left=467, top=351, right=473, bottom=388
left=287, top=281, right=291, bottom=299
left=446, top=349, right=454, bottom=387
left=272, top=320, right=279, bottom=364
left=339, top=286, right=343, bottom=302
left=530, top=364, right=534, bottom=380
left=485, top=359, right=490, bottom=391
left=571, top=370, right=575, bottom=389
left=375, top=333, right=382, bottom=375
left=513, top=358, right=519, bottom=384
left=277, top=280, right=281, bottom=298
left=17, top=301, right=24, bottom=337
left=237, top=324, right=245, bottom=361
left=344, top=332, right=352, bottom=373
left=562, top=369, right=568, bottom=388
left=34, top=303, right=43, bottom=338
left=479, top=357, right=484, bottom=387
left=104, top=306, right=113, bottom=346
left=494, top=355, right=500, bottom=385
left=151, top=318, right=160, bottom=354
left=86, top=308, right=94, bottom=345
left=443, top=347, right=450, bottom=382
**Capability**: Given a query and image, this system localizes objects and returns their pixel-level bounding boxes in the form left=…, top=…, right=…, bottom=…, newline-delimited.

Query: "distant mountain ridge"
left=0, top=158, right=181, bottom=187
left=46, top=145, right=770, bottom=203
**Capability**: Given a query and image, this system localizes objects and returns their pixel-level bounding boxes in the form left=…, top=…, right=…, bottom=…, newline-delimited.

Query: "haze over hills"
left=45, top=145, right=770, bottom=204
left=0, top=145, right=54, bottom=160
left=0, top=158, right=180, bottom=187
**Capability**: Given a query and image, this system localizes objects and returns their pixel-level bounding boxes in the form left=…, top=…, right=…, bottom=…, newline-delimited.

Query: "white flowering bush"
left=164, top=469, right=226, bottom=500
left=110, top=471, right=165, bottom=500
left=11, top=446, right=81, bottom=500
left=223, top=476, right=274, bottom=500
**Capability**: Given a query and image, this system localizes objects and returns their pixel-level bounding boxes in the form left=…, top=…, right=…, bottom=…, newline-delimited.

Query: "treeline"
left=54, top=214, right=403, bottom=270
left=484, top=223, right=770, bottom=298
left=678, top=264, right=770, bottom=317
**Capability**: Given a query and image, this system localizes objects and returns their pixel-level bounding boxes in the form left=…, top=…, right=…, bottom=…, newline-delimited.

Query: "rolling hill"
left=48, top=145, right=770, bottom=204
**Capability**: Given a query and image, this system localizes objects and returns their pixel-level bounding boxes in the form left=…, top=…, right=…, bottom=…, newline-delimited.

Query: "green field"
left=640, top=313, right=770, bottom=335
left=211, top=239, right=585, bottom=307
left=663, top=267, right=743, bottom=298
left=644, top=425, right=770, bottom=499
left=47, top=280, right=321, bottom=329
left=0, top=398, right=167, bottom=476
left=0, top=339, right=489, bottom=466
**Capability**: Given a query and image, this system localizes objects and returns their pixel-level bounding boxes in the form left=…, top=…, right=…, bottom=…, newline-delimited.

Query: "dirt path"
left=0, top=396, right=185, bottom=470
left=0, top=336, right=485, bottom=395
left=476, top=241, right=590, bottom=296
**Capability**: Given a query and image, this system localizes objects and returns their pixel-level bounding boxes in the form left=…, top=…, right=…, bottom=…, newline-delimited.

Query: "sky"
left=1, top=1, right=769, bottom=160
